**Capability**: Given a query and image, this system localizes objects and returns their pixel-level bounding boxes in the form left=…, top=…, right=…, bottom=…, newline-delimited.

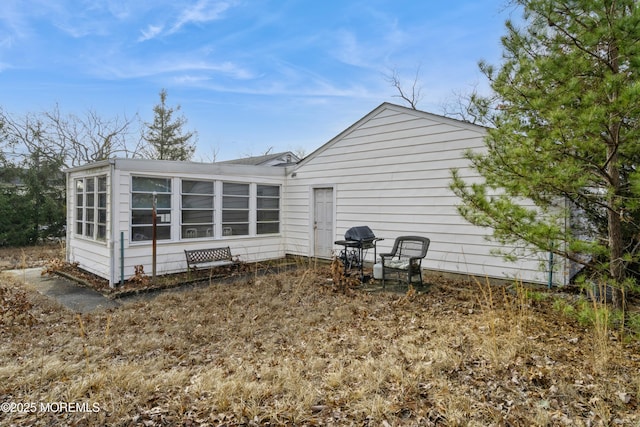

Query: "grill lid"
left=344, top=226, right=375, bottom=242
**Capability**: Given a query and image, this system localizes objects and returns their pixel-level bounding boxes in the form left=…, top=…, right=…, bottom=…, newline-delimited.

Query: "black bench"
left=380, top=236, right=430, bottom=288
left=184, top=247, right=240, bottom=274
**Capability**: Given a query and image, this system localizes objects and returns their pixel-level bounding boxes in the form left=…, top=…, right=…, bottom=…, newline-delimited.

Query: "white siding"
left=66, top=104, right=565, bottom=287
left=66, top=163, right=112, bottom=280
left=68, top=159, right=287, bottom=286
left=285, top=103, right=556, bottom=285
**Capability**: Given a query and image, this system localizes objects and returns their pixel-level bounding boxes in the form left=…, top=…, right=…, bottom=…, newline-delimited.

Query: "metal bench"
left=380, top=236, right=430, bottom=288
left=184, top=247, right=240, bottom=274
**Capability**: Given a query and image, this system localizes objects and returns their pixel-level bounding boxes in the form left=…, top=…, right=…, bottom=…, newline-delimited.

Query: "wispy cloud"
left=138, top=0, right=236, bottom=41
left=0, top=1, right=32, bottom=48
left=138, top=24, right=164, bottom=42
left=95, top=56, right=255, bottom=82
left=170, top=0, right=234, bottom=33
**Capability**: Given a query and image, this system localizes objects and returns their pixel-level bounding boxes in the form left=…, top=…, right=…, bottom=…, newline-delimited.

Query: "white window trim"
left=74, top=175, right=108, bottom=244
left=129, top=177, right=282, bottom=244
left=180, top=179, right=215, bottom=240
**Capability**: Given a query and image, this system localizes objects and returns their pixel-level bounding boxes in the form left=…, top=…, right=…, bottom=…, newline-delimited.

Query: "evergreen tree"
left=22, top=149, right=65, bottom=243
left=143, top=89, right=197, bottom=161
left=0, top=151, right=64, bottom=246
left=0, top=186, right=30, bottom=246
left=450, top=0, right=640, bottom=302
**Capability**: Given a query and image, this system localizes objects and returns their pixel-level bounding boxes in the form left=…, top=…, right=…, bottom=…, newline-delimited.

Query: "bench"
left=380, top=236, right=430, bottom=288
left=184, top=247, right=240, bottom=274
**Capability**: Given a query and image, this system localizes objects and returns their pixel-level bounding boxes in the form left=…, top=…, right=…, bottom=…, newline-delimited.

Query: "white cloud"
left=136, top=0, right=237, bottom=41
left=169, top=0, right=235, bottom=34
left=138, top=24, right=164, bottom=42
left=0, top=1, right=31, bottom=48
left=96, top=57, right=255, bottom=82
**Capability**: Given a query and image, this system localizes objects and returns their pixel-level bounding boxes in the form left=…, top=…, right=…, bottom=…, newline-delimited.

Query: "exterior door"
left=313, top=188, right=333, bottom=258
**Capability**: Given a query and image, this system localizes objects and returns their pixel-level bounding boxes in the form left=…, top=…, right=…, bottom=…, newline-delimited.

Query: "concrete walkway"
left=4, top=268, right=120, bottom=313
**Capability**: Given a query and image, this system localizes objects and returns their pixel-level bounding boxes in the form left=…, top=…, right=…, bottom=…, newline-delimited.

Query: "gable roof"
left=219, top=151, right=299, bottom=167
left=295, top=102, right=487, bottom=169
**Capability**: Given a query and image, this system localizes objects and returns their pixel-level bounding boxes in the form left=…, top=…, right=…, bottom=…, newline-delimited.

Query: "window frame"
left=74, top=175, right=108, bottom=242
left=181, top=179, right=215, bottom=239
left=256, top=184, right=280, bottom=235
left=221, top=182, right=250, bottom=236
left=127, top=177, right=283, bottom=244
left=131, top=176, right=172, bottom=242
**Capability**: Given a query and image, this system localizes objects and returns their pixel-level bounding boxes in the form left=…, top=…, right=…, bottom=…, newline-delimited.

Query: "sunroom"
left=65, top=158, right=288, bottom=287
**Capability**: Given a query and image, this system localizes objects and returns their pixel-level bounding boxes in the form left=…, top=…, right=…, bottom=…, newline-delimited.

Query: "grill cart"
left=334, top=226, right=383, bottom=283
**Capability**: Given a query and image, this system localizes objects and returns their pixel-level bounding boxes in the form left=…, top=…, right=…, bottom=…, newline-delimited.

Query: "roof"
left=218, top=151, right=300, bottom=167
left=294, top=102, right=487, bottom=169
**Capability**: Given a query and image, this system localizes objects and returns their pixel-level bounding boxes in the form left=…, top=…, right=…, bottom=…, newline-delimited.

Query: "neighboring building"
left=218, top=151, right=300, bottom=167
left=66, top=103, right=566, bottom=287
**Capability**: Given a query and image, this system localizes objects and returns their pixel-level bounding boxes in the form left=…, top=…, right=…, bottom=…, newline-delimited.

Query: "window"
left=131, top=177, right=171, bottom=241
left=85, top=178, right=95, bottom=238
left=181, top=180, right=214, bottom=239
left=222, top=182, right=249, bottom=236
left=257, top=185, right=280, bottom=234
left=75, top=179, right=84, bottom=235
left=97, top=177, right=107, bottom=240
left=75, top=176, right=107, bottom=241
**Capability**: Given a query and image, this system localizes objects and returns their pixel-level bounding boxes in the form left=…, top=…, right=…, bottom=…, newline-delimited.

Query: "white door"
left=313, top=188, right=333, bottom=258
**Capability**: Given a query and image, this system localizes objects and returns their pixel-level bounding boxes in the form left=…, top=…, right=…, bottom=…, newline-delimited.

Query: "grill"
left=344, top=225, right=377, bottom=247
left=334, top=226, right=383, bottom=282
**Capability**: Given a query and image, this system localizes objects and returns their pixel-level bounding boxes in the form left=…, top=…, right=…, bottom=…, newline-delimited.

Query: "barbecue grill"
left=334, top=226, right=383, bottom=282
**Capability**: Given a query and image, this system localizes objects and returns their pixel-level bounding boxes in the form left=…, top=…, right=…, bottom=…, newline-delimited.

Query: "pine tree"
left=450, top=0, right=640, bottom=302
left=143, top=89, right=197, bottom=161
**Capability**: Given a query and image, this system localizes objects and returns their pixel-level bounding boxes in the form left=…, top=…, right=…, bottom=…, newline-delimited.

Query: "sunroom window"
left=257, top=185, right=280, bottom=234
left=97, top=177, right=107, bottom=240
left=181, top=180, right=214, bottom=239
left=222, top=182, right=249, bottom=236
left=75, top=176, right=107, bottom=241
left=131, top=176, right=171, bottom=241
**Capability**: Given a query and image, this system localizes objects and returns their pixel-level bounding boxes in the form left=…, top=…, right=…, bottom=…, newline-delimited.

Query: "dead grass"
left=1, top=265, right=640, bottom=426
left=0, top=243, right=65, bottom=271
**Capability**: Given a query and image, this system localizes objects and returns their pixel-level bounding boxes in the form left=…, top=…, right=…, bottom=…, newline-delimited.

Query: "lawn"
left=1, top=248, right=639, bottom=426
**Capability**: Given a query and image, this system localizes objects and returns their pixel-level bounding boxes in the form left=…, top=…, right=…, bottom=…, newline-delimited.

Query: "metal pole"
left=548, top=242, right=554, bottom=289
left=152, top=191, right=157, bottom=282
left=120, top=231, right=124, bottom=286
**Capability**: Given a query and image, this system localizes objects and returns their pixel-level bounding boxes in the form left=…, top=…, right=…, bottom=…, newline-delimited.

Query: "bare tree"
left=440, top=84, right=497, bottom=126
left=384, top=66, right=424, bottom=110
left=292, top=146, right=307, bottom=160
left=197, top=145, right=220, bottom=163
left=0, top=105, right=145, bottom=168
left=46, top=106, right=146, bottom=167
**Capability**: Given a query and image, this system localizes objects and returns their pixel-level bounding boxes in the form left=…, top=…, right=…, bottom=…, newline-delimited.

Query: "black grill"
left=334, top=226, right=383, bottom=283
left=344, top=225, right=376, bottom=245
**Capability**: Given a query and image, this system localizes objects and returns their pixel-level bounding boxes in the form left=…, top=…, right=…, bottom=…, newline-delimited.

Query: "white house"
left=65, top=102, right=566, bottom=287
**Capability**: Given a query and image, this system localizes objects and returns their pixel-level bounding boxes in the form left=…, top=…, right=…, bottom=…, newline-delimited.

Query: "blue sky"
left=0, top=0, right=515, bottom=161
